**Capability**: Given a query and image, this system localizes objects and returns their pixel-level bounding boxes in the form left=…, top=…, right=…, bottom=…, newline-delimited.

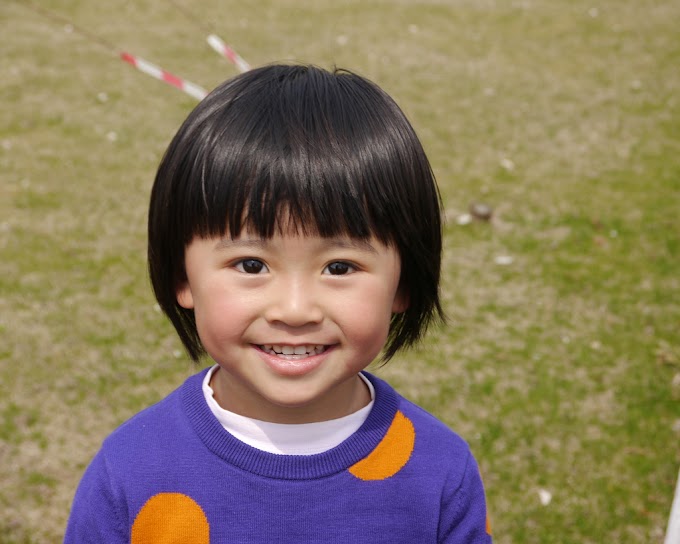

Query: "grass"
left=1, top=0, right=679, bottom=542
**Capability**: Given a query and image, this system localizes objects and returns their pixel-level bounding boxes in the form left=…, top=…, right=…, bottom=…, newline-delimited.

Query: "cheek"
left=337, top=285, right=396, bottom=350
left=193, top=292, right=253, bottom=348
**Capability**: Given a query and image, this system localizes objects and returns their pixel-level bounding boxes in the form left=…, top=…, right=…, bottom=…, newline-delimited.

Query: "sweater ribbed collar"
left=181, top=369, right=399, bottom=480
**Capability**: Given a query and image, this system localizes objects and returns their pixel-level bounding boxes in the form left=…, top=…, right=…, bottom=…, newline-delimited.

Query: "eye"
left=323, top=261, right=356, bottom=276
left=235, top=259, right=269, bottom=274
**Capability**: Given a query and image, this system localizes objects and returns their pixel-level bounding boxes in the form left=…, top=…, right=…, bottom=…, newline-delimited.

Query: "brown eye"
left=236, top=259, right=268, bottom=274
left=324, top=262, right=354, bottom=275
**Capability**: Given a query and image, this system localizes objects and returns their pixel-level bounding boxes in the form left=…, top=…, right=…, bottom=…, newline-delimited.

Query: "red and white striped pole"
left=120, top=52, right=208, bottom=101
left=207, top=34, right=250, bottom=73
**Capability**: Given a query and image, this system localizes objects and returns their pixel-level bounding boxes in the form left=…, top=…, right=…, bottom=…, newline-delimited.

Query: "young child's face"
left=176, top=228, right=407, bottom=424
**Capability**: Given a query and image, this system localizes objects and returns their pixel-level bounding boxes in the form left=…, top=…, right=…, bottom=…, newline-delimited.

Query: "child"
left=65, top=64, right=492, bottom=543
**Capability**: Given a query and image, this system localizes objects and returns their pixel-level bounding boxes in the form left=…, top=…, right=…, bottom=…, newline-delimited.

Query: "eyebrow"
left=213, top=237, right=378, bottom=254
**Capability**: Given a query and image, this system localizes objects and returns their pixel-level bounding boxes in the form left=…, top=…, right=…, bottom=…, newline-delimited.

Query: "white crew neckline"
left=202, top=365, right=375, bottom=455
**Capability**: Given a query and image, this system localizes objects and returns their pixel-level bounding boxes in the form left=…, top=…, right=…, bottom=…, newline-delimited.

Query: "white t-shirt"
left=202, top=365, right=375, bottom=455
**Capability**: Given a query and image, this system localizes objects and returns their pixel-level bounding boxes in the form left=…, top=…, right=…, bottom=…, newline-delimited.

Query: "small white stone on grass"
left=538, top=489, right=552, bottom=506
left=500, top=157, right=515, bottom=171
left=456, top=213, right=473, bottom=225
left=494, top=255, right=514, bottom=266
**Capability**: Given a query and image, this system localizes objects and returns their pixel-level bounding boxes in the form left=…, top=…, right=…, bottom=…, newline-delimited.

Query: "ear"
left=391, top=287, right=409, bottom=314
left=176, top=282, right=195, bottom=309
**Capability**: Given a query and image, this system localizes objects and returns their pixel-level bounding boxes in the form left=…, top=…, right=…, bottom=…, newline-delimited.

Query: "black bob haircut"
left=148, top=64, right=444, bottom=362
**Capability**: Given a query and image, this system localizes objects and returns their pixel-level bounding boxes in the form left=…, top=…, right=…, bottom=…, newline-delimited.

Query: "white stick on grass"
left=665, top=468, right=680, bottom=544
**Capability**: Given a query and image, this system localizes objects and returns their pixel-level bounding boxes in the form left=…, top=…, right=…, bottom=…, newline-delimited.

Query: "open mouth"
left=258, top=344, right=327, bottom=359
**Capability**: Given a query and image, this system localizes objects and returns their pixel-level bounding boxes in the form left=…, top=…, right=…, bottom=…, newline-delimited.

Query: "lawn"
left=1, top=0, right=678, bottom=542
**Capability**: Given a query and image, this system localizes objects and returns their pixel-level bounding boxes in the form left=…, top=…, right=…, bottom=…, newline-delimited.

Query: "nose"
left=264, top=276, right=323, bottom=327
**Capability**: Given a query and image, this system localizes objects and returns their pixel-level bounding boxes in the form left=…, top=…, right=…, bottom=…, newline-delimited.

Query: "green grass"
left=1, top=0, right=679, bottom=542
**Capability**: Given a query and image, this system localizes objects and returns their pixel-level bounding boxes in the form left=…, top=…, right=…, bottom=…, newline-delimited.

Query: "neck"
left=209, top=368, right=371, bottom=424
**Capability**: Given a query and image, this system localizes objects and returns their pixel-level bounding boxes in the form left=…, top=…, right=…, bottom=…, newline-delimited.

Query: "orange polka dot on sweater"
left=349, top=411, right=415, bottom=480
left=131, top=493, right=209, bottom=543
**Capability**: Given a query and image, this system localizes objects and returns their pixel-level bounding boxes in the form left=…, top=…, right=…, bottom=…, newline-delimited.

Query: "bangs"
left=197, top=130, right=400, bottom=244
left=172, top=64, right=426, bottom=246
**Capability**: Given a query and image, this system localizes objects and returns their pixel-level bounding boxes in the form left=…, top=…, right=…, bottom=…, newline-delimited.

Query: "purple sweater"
left=65, top=370, right=492, bottom=543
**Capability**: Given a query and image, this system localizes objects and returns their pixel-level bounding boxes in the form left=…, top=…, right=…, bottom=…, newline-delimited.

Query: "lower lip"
left=255, top=345, right=333, bottom=377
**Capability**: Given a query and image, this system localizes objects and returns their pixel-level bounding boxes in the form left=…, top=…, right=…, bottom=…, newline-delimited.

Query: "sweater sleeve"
left=438, top=449, right=492, bottom=543
left=64, top=449, right=128, bottom=544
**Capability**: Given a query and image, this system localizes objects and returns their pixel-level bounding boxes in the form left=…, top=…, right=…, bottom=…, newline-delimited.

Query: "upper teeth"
left=261, top=345, right=325, bottom=355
